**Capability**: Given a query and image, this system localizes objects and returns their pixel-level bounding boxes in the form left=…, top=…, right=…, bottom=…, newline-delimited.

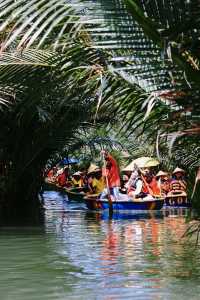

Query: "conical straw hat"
left=72, top=171, right=82, bottom=176
left=123, top=157, right=159, bottom=171
left=156, top=170, right=168, bottom=177
left=88, top=164, right=100, bottom=174
left=172, top=167, right=185, bottom=174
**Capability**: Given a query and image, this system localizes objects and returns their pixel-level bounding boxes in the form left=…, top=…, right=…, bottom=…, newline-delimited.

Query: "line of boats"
left=44, top=180, right=191, bottom=212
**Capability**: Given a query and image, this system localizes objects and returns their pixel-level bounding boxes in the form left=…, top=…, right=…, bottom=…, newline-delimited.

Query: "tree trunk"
left=0, top=173, right=44, bottom=226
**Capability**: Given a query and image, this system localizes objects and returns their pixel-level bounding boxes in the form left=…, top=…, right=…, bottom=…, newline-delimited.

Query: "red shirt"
left=47, top=170, right=54, bottom=178
left=57, top=173, right=66, bottom=187
left=102, top=154, right=120, bottom=188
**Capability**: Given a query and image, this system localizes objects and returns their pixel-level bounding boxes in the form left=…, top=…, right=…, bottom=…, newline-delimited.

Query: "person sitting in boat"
left=71, top=171, right=84, bottom=188
left=88, top=168, right=105, bottom=195
left=125, top=169, right=157, bottom=200
left=156, top=170, right=170, bottom=196
left=142, top=172, right=161, bottom=197
left=57, top=166, right=69, bottom=187
left=167, top=167, right=187, bottom=196
left=47, top=166, right=57, bottom=182
left=120, top=171, right=131, bottom=193
left=87, top=164, right=99, bottom=192
left=126, top=169, right=144, bottom=198
left=100, top=150, right=121, bottom=200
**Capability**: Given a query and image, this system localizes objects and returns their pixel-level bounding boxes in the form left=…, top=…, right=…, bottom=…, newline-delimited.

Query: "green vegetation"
left=0, top=0, right=199, bottom=223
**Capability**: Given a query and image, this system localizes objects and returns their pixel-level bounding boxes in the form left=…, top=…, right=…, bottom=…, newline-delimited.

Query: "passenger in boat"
left=120, top=171, right=131, bottom=193
left=87, top=164, right=99, bottom=193
left=82, top=169, right=89, bottom=187
left=167, top=167, right=187, bottom=196
left=156, top=170, right=169, bottom=196
left=101, top=150, right=121, bottom=200
left=47, top=167, right=57, bottom=182
left=57, top=166, right=69, bottom=187
left=88, top=168, right=105, bottom=195
left=128, top=171, right=146, bottom=198
left=139, top=170, right=161, bottom=198
left=126, top=170, right=144, bottom=198
left=124, top=167, right=161, bottom=200
left=71, top=171, right=84, bottom=188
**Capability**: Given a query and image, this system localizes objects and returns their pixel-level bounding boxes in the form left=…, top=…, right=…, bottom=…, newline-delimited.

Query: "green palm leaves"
left=0, top=45, right=106, bottom=207
left=0, top=0, right=199, bottom=160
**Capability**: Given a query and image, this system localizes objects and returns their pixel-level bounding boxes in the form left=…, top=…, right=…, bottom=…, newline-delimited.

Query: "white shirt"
left=134, top=179, right=143, bottom=195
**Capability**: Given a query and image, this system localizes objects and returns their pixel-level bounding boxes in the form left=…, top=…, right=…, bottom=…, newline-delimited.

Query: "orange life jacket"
left=170, top=179, right=186, bottom=192
left=142, top=177, right=161, bottom=196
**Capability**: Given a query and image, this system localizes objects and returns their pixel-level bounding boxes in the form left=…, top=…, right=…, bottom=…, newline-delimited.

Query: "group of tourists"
left=47, top=151, right=187, bottom=200
left=122, top=167, right=187, bottom=199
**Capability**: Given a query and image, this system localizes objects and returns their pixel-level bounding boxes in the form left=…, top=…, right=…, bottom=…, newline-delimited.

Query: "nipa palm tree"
left=0, top=0, right=200, bottom=221
left=0, top=45, right=108, bottom=224
left=1, top=0, right=199, bottom=146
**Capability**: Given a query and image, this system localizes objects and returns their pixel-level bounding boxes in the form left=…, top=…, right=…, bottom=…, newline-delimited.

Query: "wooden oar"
left=102, top=151, right=113, bottom=217
left=135, top=164, right=161, bottom=198
left=140, top=173, right=153, bottom=195
left=133, top=163, right=153, bottom=196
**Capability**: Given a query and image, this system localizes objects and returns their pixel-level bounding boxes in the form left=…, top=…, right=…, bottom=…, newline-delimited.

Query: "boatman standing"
left=101, top=150, right=121, bottom=200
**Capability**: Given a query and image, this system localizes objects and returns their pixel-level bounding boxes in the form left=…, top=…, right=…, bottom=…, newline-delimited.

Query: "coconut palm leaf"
left=0, top=43, right=112, bottom=213
left=0, top=0, right=194, bottom=91
left=0, top=0, right=199, bottom=165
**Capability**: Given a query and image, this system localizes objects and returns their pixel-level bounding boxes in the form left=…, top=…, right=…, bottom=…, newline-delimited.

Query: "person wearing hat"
left=87, top=166, right=105, bottom=195
left=156, top=170, right=170, bottom=196
left=101, top=150, right=121, bottom=200
left=126, top=169, right=144, bottom=198
left=168, top=167, right=187, bottom=196
left=142, top=171, right=161, bottom=197
left=71, top=171, right=84, bottom=188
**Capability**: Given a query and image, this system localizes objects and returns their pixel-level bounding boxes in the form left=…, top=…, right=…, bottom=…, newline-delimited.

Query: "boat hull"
left=44, top=180, right=85, bottom=201
left=85, top=197, right=164, bottom=211
left=164, top=195, right=191, bottom=208
left=64, top=188, right=85, bottom=202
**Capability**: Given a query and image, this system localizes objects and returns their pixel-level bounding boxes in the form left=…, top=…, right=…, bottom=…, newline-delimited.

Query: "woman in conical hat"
left=156, top=170, right=168, bottom=178
left=168, top=167, right=187, bottom=196
left=172, top=167, right=185, bottom=175
left=156, top=171, right=169, bottom=195
left=72, top=171, right=83, bottom=187
left=88, top=164, right=99, bottom=175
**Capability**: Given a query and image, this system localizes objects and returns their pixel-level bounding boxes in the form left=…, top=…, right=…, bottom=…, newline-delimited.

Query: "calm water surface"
left=0, top=191, right=200, bottom=300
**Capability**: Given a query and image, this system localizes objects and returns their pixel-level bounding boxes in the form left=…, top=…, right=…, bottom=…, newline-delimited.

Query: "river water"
left=0, top=191, right=200, bottom=300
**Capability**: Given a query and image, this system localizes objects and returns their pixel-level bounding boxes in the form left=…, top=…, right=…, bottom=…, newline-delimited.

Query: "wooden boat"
left=64, top=187, right=86, bottom=202
left=44, top=179, right=86, bottom=202
left=84, top=194, right=164, bottom=211
left=164, top=194, right=191, bottom=208
left=44, top=179, right=66, bottom=192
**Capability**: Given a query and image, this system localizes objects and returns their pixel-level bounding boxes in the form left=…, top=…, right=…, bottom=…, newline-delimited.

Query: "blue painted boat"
left=164, top=195, right=191, bottom=208
left=85, top=195, right=164, bottom=211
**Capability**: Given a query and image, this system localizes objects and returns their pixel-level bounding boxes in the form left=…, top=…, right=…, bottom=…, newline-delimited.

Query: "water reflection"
left=44, top=205, right=200, bottom=299
left=1, top=191, right=200, bottom=300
